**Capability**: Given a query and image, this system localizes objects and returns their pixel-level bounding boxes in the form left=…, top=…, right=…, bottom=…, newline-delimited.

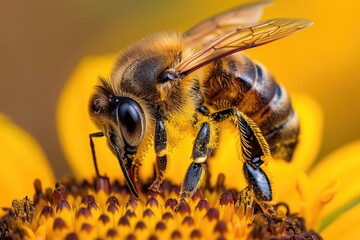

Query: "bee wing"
left=175, top=18, right=313, bottom=76
left=185, top=0, right=272, bottom=44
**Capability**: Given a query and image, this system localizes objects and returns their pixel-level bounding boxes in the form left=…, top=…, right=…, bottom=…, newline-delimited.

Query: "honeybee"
left=89, top=1, right=312, bottom=203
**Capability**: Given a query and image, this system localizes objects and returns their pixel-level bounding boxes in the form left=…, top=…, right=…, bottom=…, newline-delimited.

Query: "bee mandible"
left=89, top=0, right=312, bottom=203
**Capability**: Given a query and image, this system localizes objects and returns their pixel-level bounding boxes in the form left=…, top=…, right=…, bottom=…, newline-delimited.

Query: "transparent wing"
left=185, top=0, right=272, bottom=45
left=176, top=18, right=313, bottom=76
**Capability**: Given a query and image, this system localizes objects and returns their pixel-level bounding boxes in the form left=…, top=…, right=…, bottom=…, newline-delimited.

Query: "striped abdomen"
left=203, top=52, right=299, bottom=161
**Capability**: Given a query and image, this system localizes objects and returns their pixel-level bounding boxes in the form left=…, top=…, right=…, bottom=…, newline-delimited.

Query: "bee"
left=89, top=0, right=312, bottom=203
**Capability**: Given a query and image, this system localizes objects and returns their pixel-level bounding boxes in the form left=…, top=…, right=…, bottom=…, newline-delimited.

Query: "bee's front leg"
left=89, top=132, right=105, bottom=177
left=149, top=119, right=169, bottom=193
left=178, top=122, right=210, bottom=205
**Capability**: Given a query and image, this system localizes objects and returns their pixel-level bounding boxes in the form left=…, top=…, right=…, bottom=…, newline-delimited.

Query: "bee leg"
left=197, top=105, right=210, bottom=116
left=243, top=157, right=272, bottom=202
left=178, top=122, right=210, bottom=206
left=149, top=119, right=168, bottom=193
left=89, top=132, right=105, bottom=177
left=236, top=112, right=272, bottom=202
left=210, top=109, right=273, bottom=202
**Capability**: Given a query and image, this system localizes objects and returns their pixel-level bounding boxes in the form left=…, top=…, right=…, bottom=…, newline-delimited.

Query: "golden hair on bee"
left=111, top=32, right=185, bottom=88
left=108, top=32, right=202, bottom=116
left=88, top=0, right=312, bottom=204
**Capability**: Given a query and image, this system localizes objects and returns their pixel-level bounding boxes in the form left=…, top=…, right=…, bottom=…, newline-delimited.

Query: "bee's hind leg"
left=149, top=119, right=169, bottom=193
left=177, top=122, right=210, bottom=208
left=210, top=108, right=273, bottom=203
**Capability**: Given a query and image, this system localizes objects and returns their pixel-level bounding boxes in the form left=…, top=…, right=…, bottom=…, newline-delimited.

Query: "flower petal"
left=320, top=199, right=360, bottom=240
left=0, top=114, right=55, bottom=212
left=290, top=93, right=323, bottom=171
left=57, top=55, right=121, bottom=180
left=270, top=94, right=323, bottom=206
left=309, top=140, right=360, bottom=225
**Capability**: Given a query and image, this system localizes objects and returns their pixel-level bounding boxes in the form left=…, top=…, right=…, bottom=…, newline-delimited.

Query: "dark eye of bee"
left=118, top=103, right=139, bottom=134
left=115, top=98, right=145, bottom=147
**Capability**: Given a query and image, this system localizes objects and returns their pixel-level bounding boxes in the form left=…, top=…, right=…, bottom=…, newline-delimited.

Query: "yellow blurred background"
left=0, top=0, right=359, bottom=179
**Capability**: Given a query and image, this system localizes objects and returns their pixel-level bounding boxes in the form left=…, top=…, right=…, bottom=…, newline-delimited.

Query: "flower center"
left=0, top=175, right=322, bottom=239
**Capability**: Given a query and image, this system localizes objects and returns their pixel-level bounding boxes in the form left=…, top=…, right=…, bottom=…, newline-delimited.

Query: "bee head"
left=89, top=81, right=146, bottom=198
left=90, top=79, right=146, bottom=148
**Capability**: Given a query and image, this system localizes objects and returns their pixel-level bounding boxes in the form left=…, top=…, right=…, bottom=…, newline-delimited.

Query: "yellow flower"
left=1, top=54, right=359, bottom=239
left=0, top=115, right=55, bottom=214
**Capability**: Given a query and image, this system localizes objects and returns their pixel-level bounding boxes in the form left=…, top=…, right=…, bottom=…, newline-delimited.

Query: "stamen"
left=65, top=233, right=79, bottom=240
left=171, top=230, right=182, bottom=239
left=118, top=216, right=130, bottom=226
left=165, top=198, right=178, bottom=210
left=107, top=203, right=119, bottom=214
left=53, top=182, right=67, bottom=204
left=176, top=201, right=191, bottom=215
left=96, top=176, right=111, bottom=194
left=143, top=208, right=155, bottom=218
left=124, top=209, right=136, bottom=218
left=98, top=214, right=110, bottom=224
left=206, top=208, right=220, bottom=221
left=219, top=191, right=235, bottom=205
left=126, top=233, right=136, bottom=240
left=155, top=221, right=167, bottom=231
left=106, top=196, right=120, bottom=206
left=87, top=201, right=98, bottom=211
left=53, top=217, right=67, bottom=230
left=182, top=216, right=195, bottom=226
left=149, top=235, right=159, bottom=240
left=40, top=205, right=54, bottom=219
left=81, top=195, right=95, bottom=205
left=162, top=212, right=174, bottom=221
left=196, top=199, right=209, bottom=211
left=106, top=228, right=118, bottom=237
left=56, top=200, right=71, bottom=212
left=1, top=176, right=323, bottom=239
left=81, top=223, right=92, bottom=232
left=214, top=220, right=228, bottom=234
left=146, top=197, right=159, bottom=208
left=126, top=198, right=138, bottom=210
left=192, top=189, right=202, bottom=201
left=135, top=221, right=146, bottom=230
left=77, top=207, right=91, bottom=218
left=190, top=229, right=202, bottom=238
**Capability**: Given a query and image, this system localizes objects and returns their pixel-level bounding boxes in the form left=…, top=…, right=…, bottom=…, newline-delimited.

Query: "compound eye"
left=117, top=100, right=145, bottom=147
